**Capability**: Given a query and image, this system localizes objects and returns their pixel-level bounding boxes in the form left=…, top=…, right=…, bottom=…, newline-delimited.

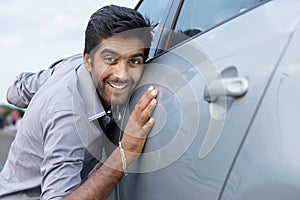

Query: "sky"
left=0, top=0, right=139, bottom=105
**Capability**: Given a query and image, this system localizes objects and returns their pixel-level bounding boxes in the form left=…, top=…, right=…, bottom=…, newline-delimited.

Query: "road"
left=0, top=128, right=15, bottom=170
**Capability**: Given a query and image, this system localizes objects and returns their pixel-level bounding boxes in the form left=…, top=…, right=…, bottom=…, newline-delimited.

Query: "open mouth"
left=107, top=82, right=129, bottom=90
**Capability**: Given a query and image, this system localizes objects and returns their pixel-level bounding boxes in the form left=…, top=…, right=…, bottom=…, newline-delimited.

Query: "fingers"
left=120, top=86, right=158, bottom=164
left=135, top=86, right=158, bottom=112
left=136, top=98, right=157, bottom=128
left=142, top=117, right=155, bottom=133
left=123, top=86, right=158, bottom=138
left=121, top=117, right=156, bottom=164
left=105, top=87, right=159, bottom=172
left=132, top=86, right=158, bottom=126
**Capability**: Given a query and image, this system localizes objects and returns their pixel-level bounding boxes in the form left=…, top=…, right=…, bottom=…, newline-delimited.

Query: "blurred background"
left=0, top=0, right=138, bottom=170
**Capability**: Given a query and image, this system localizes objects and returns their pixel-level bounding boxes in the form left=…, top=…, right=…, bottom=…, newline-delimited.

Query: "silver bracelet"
left=119, top=142, right=128, bottom=176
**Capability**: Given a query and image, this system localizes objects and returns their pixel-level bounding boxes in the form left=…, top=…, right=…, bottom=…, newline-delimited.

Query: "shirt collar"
left=75, top=64, right=106, bottom=122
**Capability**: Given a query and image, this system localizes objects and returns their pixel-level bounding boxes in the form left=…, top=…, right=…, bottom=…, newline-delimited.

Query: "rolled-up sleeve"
left=40, top=110, right=86, bottom=200
left=7, top=68, right=55, bottom=108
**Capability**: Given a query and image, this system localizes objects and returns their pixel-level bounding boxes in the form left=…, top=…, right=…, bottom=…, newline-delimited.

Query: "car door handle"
left=204, top=77, right=249, bottom=102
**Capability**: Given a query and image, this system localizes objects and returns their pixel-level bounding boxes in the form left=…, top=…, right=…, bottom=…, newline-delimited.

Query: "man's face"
left=84, top=36, right=145, bottom=109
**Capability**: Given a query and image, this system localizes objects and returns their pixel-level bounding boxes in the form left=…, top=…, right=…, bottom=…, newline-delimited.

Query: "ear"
left=84, top=52, right=92, bottom=72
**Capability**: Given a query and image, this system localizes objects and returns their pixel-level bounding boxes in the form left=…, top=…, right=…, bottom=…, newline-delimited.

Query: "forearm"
left=6, top=56, right=68, bottom=108
left=63, top=147, right=124, bottom=200
left=7, top=69, right=54, bottom=108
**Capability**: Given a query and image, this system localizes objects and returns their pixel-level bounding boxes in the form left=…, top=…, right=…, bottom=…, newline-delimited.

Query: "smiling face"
left=84, top=36, right=146, bottom=109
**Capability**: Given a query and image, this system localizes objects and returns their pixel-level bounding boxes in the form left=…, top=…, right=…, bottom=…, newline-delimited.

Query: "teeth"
left=109, top=83, right=127, bottom=90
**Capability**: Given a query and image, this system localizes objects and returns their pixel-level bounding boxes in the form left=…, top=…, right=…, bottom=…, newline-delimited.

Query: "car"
left=2, top=0, right=300, bottom=199
left=114, top=0, right=300, bottom=199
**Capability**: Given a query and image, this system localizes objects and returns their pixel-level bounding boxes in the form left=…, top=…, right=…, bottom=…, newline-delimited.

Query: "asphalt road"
left=0, top=129, right=15, bottom=170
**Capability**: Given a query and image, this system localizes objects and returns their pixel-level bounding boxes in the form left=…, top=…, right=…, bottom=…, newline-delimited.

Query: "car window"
left=169, top=0, right=268, bottom=48
left=136, top=0, right=171, bottom=58
left=136, top=0, right=170, bottom=28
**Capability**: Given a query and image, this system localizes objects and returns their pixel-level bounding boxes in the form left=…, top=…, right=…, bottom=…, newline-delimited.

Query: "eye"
left=130, top=58, right=143, bottom=66
left=104, top=56, right=117, bottom=65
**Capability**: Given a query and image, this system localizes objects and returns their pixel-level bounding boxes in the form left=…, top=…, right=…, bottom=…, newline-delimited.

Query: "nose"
left=113, top=59, right=129, bottom=79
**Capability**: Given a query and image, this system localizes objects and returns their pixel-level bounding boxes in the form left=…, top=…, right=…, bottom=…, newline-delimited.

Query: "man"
left=0, top=5, right=157, bottom=199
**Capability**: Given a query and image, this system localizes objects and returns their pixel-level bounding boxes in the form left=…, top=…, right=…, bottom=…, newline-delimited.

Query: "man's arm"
left=6, top=69, right=54, bottom=108
left=6, top=58, right=66, bottom=108
left=64, top=86, right=158, bottom=200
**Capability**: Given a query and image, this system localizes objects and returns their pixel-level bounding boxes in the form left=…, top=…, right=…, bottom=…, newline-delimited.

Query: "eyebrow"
left=132, top=53, right=145, bottom=60
left=100, top=49, right=145, bottom=60
left=100, top=49, right=119, bottom=57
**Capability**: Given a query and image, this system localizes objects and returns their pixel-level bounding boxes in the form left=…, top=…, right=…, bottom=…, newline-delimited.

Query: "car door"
left=118, top=0, right=298, bottom=199
left=221, top=3, right=300, bottom=200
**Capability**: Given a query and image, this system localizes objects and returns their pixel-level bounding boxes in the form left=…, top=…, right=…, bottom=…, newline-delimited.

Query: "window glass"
left=136, top=0, right=170, bottom=58
left=169, top=0, right=267, bottom=47
left=136, top=0, right=169, bottom=28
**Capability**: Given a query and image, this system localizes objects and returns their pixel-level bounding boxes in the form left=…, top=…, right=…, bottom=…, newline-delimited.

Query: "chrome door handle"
left=204, top=77, right=249, bottom=102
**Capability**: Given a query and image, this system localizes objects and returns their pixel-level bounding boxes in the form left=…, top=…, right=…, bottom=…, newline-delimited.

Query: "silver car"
left=116, top=0, right=300, bottom=199
left=1, top=0, right=299, bottom=199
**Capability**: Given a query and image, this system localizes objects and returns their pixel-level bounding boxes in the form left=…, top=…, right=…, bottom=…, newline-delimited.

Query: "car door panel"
left=222, top=14, right=300, bottom=200
left=118, top=0, right=299, bottom=199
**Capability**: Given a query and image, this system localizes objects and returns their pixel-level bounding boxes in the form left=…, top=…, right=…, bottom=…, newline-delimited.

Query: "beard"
left=96, top=79, right=134, bottom=109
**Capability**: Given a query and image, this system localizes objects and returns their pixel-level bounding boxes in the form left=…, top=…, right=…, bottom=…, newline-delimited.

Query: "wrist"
left=119, top=141, right=128, bottom=176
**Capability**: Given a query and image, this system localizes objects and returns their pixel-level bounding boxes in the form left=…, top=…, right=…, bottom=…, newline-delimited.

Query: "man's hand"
left=121, top=85, right=158, bottom=164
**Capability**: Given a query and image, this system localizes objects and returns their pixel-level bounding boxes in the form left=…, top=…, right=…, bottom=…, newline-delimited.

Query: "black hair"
left=84, top=5, right=152, bottom=60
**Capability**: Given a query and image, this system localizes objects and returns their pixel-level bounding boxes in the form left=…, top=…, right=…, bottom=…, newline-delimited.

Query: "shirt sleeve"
left=6, top=59, right=64, bottom=108
left=40, top=110, right=87, bottom=200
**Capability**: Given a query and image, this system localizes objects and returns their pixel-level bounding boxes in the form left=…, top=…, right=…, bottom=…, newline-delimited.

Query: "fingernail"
left=151, top=89, right=157, bottom=96
left=150, top=99, right=157, bottom=105
left=148, top=86, right=154, bottom=91
left=149, top=117, right=155, bottom=123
